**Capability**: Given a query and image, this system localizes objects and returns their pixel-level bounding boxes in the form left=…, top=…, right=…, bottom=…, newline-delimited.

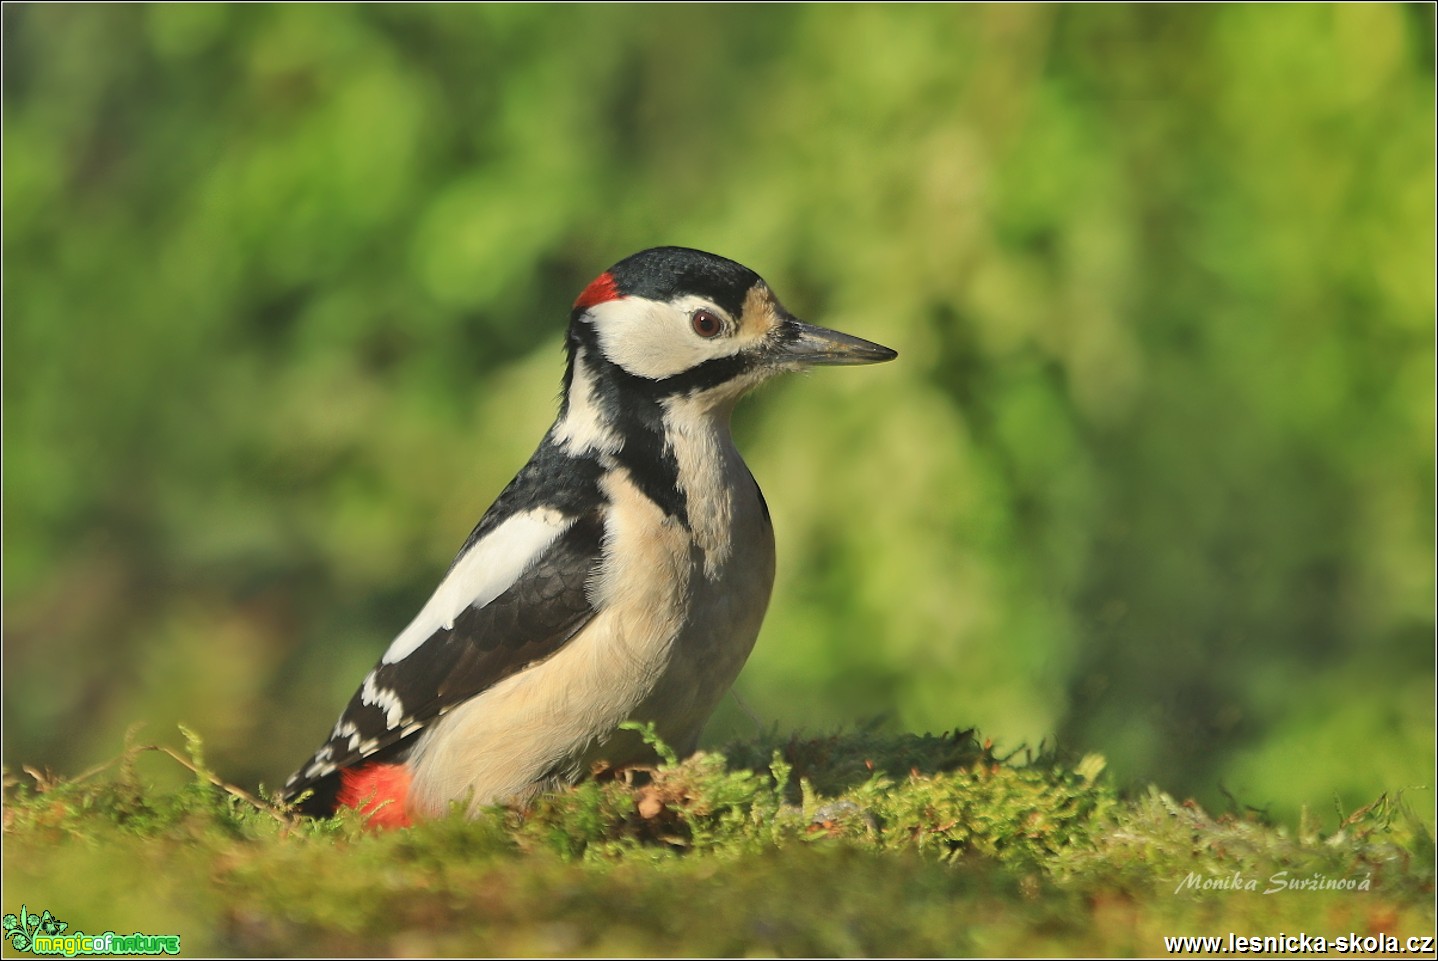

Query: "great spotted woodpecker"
left=281, top=247, right=896, bottom=826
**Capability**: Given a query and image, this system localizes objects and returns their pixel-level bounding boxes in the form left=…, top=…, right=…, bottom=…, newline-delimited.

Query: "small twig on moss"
left=145, top=743, right=290, bottom=824
left=17, top=727, right=290, bottom=826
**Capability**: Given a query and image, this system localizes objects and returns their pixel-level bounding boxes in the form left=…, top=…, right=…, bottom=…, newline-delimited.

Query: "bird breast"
left=404, top=419, right=774, bottom=816
left=594, top=421, right=777, bottom=758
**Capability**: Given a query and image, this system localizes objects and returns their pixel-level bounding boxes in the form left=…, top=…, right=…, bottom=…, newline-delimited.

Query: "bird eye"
left=691, top=309, right=723, bottom=339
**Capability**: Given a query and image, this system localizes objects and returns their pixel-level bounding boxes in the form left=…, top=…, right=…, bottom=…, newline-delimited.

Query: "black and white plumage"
left=282, top=247, right=896, bottom=825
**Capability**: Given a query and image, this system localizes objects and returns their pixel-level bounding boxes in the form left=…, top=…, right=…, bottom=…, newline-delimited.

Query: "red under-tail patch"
left=573, top=271, right=621, bottom=310
left=337, top=763, right=413, bottom=829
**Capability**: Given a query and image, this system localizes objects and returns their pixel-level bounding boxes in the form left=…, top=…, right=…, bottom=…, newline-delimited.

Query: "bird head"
left=562, top=247, right=896, bottom=424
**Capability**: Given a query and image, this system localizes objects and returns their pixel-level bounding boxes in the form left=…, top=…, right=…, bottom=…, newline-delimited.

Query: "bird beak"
left=774, top=318, right=898, bottom=368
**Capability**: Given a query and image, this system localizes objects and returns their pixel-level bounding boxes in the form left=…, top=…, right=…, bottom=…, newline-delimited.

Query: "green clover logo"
left=3, top=905, right=67, bottom=952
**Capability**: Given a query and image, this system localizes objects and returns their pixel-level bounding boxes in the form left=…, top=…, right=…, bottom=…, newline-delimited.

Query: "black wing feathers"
left=283, top=506, right=605, bottom=804
left=435, top=509, right=601, bottom=702
left=450, top=440, right=607, bottom=564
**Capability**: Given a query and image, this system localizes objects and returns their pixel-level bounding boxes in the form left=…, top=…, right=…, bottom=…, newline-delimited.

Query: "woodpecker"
left=281, top=246, right=896, bottom=826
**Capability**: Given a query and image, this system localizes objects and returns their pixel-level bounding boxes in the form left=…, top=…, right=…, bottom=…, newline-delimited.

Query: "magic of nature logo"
left=2, top=905, right=181, bottom=956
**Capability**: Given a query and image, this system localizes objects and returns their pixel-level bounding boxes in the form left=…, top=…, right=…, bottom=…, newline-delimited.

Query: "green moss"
left=3, top=728, right=1433, bottom=957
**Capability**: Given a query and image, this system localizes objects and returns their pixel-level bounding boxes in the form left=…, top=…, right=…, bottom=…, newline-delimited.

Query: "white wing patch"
left=381, top=508, right=573, bottom=664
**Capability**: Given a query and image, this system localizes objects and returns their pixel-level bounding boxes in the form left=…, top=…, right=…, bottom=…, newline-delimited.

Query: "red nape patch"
left=337, top=763, right=413, bottom=829
left=573, top=271, right=621, bottom=310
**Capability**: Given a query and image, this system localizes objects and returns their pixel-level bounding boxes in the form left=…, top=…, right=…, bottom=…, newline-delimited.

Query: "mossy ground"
left=3, top=726, right=1433, bottom=957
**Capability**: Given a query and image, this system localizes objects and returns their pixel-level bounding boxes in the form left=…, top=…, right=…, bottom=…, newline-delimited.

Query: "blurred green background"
left=3, top=4, right=1433, bottom=826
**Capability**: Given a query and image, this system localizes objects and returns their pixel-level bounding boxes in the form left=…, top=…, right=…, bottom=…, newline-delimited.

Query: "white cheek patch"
left=587, top=296, right=765, bottom=380
left=381, top=508, right=572, bottom=664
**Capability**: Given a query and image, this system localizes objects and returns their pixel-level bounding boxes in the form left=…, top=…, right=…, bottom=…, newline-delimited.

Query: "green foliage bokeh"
left=3, top=4, right=1433, bottom=825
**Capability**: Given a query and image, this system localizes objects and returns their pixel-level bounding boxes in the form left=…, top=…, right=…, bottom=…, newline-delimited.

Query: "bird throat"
left=556, top=351, right=745, bottom=579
